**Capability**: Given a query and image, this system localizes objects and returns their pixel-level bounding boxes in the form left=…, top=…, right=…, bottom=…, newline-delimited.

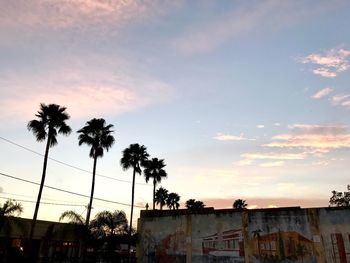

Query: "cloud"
left=0, top=56, right=172, bottom=122
left=332, top=94, right=350, bottom=104
left=214, top=133, right=246, bottom=141
left=257, top=124, right=265, bottom=129
left=300, top=48, right=350, bottom=78
left=274, top=123, right=281, bottom=127
left=0, top=0, right=181, bottom=32
left=259, top=161, right=285, bottom=167
left=312, top=87, right=333, bottom=99
left=173, top=1, right=340, bottom=54
left=265, top=124, right=350, bottom=150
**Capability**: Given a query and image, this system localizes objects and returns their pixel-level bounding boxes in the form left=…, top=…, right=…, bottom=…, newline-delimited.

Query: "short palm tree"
left=155, top=187, right=168, bottom=210
left=120, top=143, right=149, bottom=254
left=233, top=199, right=248, bottom=210
left=185, top=199, right=205, bottom=210
left=144, top=158, right=167, bottom=210
left=90, top=210, right=128, bottom=238
left=77, top=118, right=115, bottom=226
left=59, top=210, right=84, bottom=225
left=166, top=192, right=180, bottom=210
left=0, top=200, right=23, bottom=231
left=28, top=103, right=71, bottom=240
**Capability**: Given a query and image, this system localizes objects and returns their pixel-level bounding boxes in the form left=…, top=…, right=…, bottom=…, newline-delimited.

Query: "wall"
left=137, top=207, right=350, bottom=263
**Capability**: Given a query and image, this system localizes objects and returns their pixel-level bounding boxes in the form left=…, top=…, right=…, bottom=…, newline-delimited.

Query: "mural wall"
left=137, top=207, right=350, bottom=263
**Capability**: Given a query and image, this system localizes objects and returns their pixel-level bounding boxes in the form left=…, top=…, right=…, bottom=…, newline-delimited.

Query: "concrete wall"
left=137, top=207, right=350, bottom=263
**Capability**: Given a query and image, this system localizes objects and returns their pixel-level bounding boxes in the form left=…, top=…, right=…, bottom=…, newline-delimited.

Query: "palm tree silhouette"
left=59, top=210, right=84, bottom=225
left=0, top=200, right=23, bottom=231
left=144, top=158, right=167, bottom=210
left=167, top=192, right=180, bottom=210
left=155, top=187, right=168, bottom=210
left=77, top=118, right=115, bottom=226
left=185, top=199, right=205, bottom=210
left=120, top=143, right=149, bottom=255
left=90, top=210, right=128, bottom=238
left=28, top=103, right=71, bottom=240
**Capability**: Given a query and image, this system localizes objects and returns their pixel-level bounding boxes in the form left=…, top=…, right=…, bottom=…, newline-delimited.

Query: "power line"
left=0, top=172, right=143, bottom=208
left=0, top=196, right=85, bottom=207
left=0, top=136, right=150, bottom=186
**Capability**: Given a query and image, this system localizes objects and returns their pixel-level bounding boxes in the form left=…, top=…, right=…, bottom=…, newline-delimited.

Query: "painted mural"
left=137, top=207, right=350, bottom=263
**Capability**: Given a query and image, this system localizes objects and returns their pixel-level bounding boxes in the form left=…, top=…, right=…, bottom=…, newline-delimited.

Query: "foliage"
left=329, top=185, right=350, bottom=207
left=233, top=199, right=248, bottom=210
left=166, top=192, right=180, bottom=210
left=144, top=158, right=167, bottom=209
left=155, top=187, right=169, bottom=210
left=90, top=210, right=128, bottom=239
left=59, top=210, right=84, bottom=225
left=185, top=199, right=205, bottom=210
left=77, top=118, right=115, bottom=159
left=0, top=200, right=23, bottom=217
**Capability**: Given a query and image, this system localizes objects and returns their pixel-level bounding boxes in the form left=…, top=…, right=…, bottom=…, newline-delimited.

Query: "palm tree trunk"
left=86, top=155, right=97, bottom=226
left=29, top=135, right=51, bottom=241
left=153, top=178, right=156, bottom=210
left=128, top=167, right=136, bottom=260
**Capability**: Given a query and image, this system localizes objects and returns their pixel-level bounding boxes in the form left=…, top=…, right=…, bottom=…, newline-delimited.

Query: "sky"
left=1, top=0, right=350, bottom=226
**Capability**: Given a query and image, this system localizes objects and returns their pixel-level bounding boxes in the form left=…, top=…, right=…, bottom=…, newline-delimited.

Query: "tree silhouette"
left=252, top=229, right=262, bottom=256
left=77, top=118, right=115, bottom=226
left=144, top=158, right=167, bottom=210
left=0, top=199, right=23, bottom=231
left=120, top=143, right=149, bottom=255
left=59, top=210, right=84, bottom=225
left=28, top=103, right=71, bottom=241
left=90, top=210, right=128, bottom=238
left=185, top=199, right=205, bottom=210
left=167, top=192, right=180, bottom=210
left=233, top=199, right=248, bottom=210
left=155, top=187, right=168, bottom=210
left=329, top=185, right=350, bottom=207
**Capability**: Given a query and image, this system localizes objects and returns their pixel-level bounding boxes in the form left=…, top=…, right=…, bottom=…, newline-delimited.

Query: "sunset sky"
left=1, top=0, right=350, bottom=226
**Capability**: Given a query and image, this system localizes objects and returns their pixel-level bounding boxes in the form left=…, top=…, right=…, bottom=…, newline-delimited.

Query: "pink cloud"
left=214, top=133, right=246, bottom=141
left=311, top=87, right=333, bottom=99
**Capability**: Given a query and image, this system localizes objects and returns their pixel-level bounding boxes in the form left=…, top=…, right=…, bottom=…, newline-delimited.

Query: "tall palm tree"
left=155, top=187, right=168, bottom=210
left=28, top=103, right=71, bottom=240
left=144, top=158, right=167, bottom=210
left=120, top=143, right=149, bottom=255
left=90, top=210, right=128, bottom=238
left=166, top=192, right=180, bottom=210
left=77, top=118, right=115, bottom=226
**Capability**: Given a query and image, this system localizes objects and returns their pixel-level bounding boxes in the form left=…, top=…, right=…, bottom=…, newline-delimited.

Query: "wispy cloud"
left=259, top=161, right=285, bottom=167
left=312, top=87, right=333, bottom=99
left=0, top=55, right=172, bottom=122
left=257, top=124, right=265, bottom=129
left=214, top=133, right=246, bottom=141
left=332, top=94, right=350, bottom=103
left=265, top=124, right=350, bottom=150
left=300, top=48, right=350, bottom=78
left=173, top=1, right=340, bottom=54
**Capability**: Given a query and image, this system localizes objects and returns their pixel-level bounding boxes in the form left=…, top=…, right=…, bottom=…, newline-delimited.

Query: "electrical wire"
left=0, top=136, right=150, bottom=186
left=0, top=172, right=143, bottom=208
left=0, top=196, right=85, bottom=207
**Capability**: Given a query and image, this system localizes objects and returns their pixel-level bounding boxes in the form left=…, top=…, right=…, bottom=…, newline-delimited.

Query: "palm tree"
left=77, top=118, right=115, bottom=226
left=185, top=199, right=205, bottom=210
left=144, top=158, right=167, bottom=210
left=28, top=103, right=71, bottom=240
left=59, top=210, right=84, bottom=225
left=166, top=192, right=180, bottom=210
left=0, top=200, right=23, bottom=231
left=233, top=199, right=248, bottom=210
left=90, top=210, right=128, bottom=238
left=120, top=143, right=149, bottom=254
left=155, top=187, right=168, bottom=210
left=252, top=229, right=262, bottom=256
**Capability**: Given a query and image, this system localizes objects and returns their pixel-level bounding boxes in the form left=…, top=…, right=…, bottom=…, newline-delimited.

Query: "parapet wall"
left=137, top=206, right=350, bottom=263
